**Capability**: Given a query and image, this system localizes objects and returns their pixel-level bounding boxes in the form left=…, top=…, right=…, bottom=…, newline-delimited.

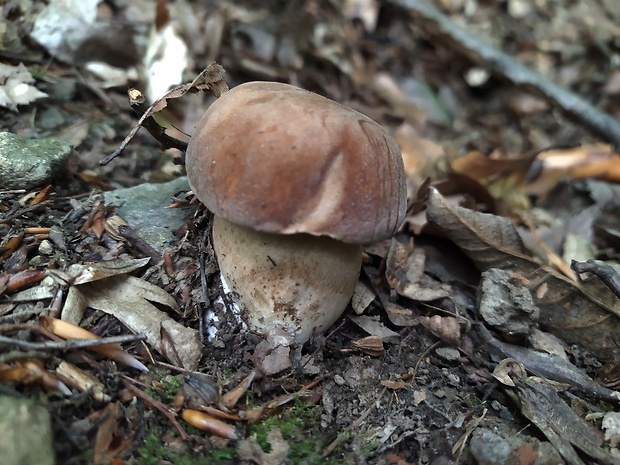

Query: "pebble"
left=38, top=240, right=53, bottom=255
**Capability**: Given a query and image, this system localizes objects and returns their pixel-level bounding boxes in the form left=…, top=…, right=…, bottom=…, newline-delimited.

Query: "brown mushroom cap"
left=186, top=81, right=407, bottom=244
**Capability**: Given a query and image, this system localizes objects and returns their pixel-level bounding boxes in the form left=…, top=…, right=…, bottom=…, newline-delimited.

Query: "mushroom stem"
left=212, top=216, right=362, bottom=344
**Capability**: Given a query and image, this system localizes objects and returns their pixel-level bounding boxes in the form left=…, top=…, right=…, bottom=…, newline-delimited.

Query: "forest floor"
left=2, top=1, right=620, bottom=464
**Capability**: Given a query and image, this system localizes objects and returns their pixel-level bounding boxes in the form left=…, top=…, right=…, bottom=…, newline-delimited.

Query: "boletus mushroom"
left=186, top=81, right=406, bottom=344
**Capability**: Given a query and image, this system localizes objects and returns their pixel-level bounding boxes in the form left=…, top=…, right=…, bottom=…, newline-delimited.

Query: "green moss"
left=249, top=399, right=344, bottom=465
left=136, top=433, right=207, bottom=465
left=144, top=372, right=182, bottom=402
left=206, top=446, right=237, bottom=462
left=138, top=397, right=378, bottom=464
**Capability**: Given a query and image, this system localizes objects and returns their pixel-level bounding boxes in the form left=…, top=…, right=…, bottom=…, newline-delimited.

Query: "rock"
left=478, top=268, right=539, bottom=336
left=470, top=427, right=563, bottom=465
left=0, top=396, right=54, bottom=465
left=253, top=339, right=292, bottom=376
left=103, top=177, right=192, bottom=252
left=435, top=347, right=461, bottom=363
left=0, top=131, right=72, bottom=190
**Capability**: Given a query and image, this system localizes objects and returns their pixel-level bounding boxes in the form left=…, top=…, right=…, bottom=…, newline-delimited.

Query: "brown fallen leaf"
left=101, top=63, right=228, bottom=166
left=221, top=371, right=256, bottom=410
left=365, top=266, right=418, bottom=327
left=0, top=233, right=22, bottom=263
left=451, top=150, right=536, bottom=211
left=1, top=270, right=46, bottom=294
left=80, top=275, right=201, bottom=370
left=12, top=258, right=201, bottom=370
left=385, top=238, right=451, bottom=302
left=29, top=185, right=52, bottom=206
left=94, top=402, right=135, bottom=465
left=380, top=379, right=406, bottom=390
left=419, top=315, right=461, bottom=347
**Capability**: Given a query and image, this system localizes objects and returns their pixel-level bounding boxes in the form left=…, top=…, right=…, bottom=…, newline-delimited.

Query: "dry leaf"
left=385, top=238, right=451, bottom=302
left=94, top=402, right=135, bottom=464
left=61, top=284, right=88, bottom=324
left=351, top=281, right=376, bottom=315
left=81, top=275, right=201, bottom=370
left=365, top=266, right=418, bottom=327
left=450, top=150, right=535, bottom=212
left=492, top=358, right=527, bottom=387
left=12, top=258, right=201, bottom=369
left=65, top=257, right=151, bottom=285
left=426, top=188, right=620, bottom=359
left=348, top=315, right=400, bottom=343
left=222, top=371, right=256, bottom=410
left=380, top=379, right=406, bottom=390
left=516, top=378, right=616, bottom=464
left=419, top=315, right=461, bottom=347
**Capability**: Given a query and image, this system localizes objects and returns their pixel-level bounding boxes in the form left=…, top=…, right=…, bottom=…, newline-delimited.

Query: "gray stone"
left=0, top=396, right=54, bottom=465
left=0, top=132, right=72, bottom=190
left=478, top=268, right=539, bottom=336
left=470, top=427, right=563, bottom=465
left=103, top=177, right=192, bottom=252
left=37, top=106, right=68, bottom=130
left=435, top=346, right=461, bottom=362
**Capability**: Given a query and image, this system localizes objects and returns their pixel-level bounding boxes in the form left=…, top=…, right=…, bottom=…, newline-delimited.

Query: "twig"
left=122, top=377, right=190, bottom=441
left=100, top=63, right=228, bottom=166
left=0, top=200, right=54, bottom=224
left=411, top=340, right=441, bottom=384
left=0, top=350, right=50, bottom=363
left=385, top=0, right=620, bottom=148
left=118, top=224, right=162, bottom=261
left=0, top=333, right=146, bottom=351
left=571, top=259, right=620, bottom=300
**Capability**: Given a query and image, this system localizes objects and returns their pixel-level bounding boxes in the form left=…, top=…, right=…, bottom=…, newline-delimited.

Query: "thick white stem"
left=212, top=216, right=362, bottom=344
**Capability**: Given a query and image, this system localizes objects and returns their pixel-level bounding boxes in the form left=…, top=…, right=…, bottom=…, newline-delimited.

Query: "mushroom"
left=186, top=81, right=406, bottom=344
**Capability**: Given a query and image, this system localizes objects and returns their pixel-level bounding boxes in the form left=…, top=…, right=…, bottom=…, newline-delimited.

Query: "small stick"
left=0, top=333, right=146, bottom=351
left=571, top=259, right=620, bottom=300
left=386, top=0, right=620, bottom=148
left=122, top=377, right=189, bottom=441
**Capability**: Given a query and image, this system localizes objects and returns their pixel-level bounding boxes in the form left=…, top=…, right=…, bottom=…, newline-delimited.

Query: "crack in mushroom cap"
left=186, top=81, right=407, bottom=244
